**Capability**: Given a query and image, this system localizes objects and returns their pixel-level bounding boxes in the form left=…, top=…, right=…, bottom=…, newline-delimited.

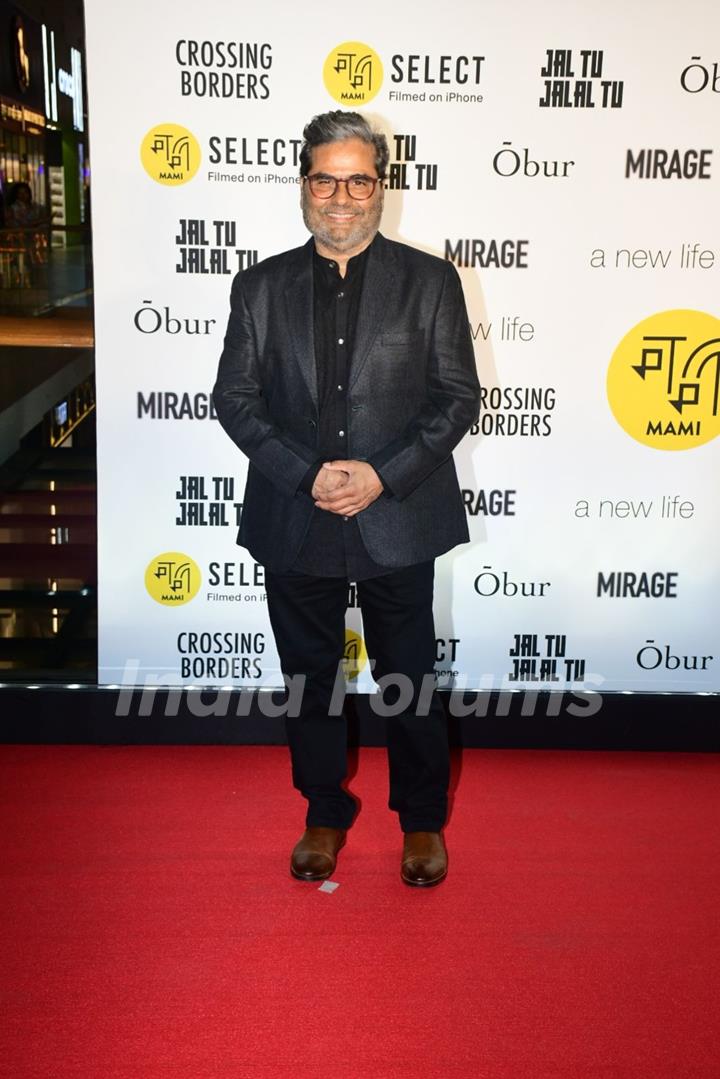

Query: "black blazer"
left=213, top=233, right=480, bottom=572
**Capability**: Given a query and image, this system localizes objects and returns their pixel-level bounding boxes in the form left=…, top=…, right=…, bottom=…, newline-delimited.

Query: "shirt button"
left=342, top=516, right=349, bottom=521
left=338, top=292, right=344, bottom=299
left=328, top=261, right=335, bottom=268
left=338, top=430, right=345, bottom=437
left=338, top=338, right=344, bottom=345
left=337, top=384, right=343, bottom=391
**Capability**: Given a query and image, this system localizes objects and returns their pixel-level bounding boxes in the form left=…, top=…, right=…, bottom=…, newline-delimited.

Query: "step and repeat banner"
left=85, top=0, right=720, bottom=695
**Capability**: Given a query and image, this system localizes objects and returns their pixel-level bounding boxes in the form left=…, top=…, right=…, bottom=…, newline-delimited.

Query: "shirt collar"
left=313, top=233, right=377, bottom=280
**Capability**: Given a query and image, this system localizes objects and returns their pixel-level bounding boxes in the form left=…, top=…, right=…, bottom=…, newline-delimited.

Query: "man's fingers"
left=316, top=497, right=373, bottom=515
left=312, top=469, right=351, bottom=498
left=320, top=483, right=360, bottom=504
left=315, top=501, right=355, bottom=513
left=316, top=477, right=347, bottom=495
left=314, top=466, right=377, bottom=514
left=315, top=497, right=363, bottom=514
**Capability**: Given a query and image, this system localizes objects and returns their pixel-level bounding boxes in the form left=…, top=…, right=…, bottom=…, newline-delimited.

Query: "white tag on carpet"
left=318, top=880, right=340, bottom=894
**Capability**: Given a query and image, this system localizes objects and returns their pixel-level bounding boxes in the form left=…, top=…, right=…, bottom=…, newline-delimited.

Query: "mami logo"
left=145, top=552, right=201, bottom=606
left=140, top=123, right=201, bottom=186
left=323, top=41, right=383, bottom=105
left=343, top=629, right=367, bottom=682
left=607, top=309, right=720, bottom=450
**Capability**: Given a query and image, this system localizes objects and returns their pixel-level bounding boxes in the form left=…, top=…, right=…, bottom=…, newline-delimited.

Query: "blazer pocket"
left=380, top=329, right=423, bottom=348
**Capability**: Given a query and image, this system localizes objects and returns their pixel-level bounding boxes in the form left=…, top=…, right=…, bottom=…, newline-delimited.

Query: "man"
left=213, top=110, right=479, bottom=887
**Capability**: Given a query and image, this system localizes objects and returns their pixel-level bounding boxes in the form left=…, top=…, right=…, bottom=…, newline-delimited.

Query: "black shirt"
left=292, top=240, right=391, bottom=581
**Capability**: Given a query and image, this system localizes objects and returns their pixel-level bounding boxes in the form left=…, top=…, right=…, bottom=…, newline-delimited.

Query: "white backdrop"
left=84, top=0, right=720, bottom=694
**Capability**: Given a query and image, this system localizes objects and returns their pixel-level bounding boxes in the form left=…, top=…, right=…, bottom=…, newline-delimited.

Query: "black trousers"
left=264, top=560, right=449, bottom=833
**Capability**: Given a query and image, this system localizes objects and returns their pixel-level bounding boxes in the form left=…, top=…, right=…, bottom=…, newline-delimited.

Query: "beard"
left=301, top=188, right=383, bottom=254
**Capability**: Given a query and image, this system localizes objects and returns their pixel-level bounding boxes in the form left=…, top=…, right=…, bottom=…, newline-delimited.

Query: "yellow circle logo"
left=607, top=309, right=720, bottom=450
left=323, top=41, right=383, bottom=106
left=343, top=629, right=367, bottom=681
left=145, top=552, right=201, bottom=606
left=140, top=123, right=201, bottom=186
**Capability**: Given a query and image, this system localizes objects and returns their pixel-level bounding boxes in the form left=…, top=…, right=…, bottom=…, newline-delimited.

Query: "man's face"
left=301, top=137, right=383, bottom=256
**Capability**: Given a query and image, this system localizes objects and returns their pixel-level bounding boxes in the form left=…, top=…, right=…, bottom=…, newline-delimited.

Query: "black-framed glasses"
left=305, top=173, right=381, bottom=200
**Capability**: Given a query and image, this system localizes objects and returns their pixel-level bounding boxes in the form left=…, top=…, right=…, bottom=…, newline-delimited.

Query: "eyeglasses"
left=305, top=173, right=381, bottom=200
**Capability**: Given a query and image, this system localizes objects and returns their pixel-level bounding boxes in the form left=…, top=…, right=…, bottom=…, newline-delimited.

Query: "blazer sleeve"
left=212, top=272, right=318, bottom=499
left=367, top=261, right=480, bottom=501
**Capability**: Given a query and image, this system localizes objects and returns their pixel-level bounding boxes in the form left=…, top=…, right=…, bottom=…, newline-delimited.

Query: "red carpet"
left=1, top=745, right=718, bottom=1078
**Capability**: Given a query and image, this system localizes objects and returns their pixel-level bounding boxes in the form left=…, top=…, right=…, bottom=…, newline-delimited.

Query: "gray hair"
left=299, top=110, right=389, bottom=179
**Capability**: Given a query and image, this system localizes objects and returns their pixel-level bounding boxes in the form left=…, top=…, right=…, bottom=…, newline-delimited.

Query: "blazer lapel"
left=350, top=234, right=394, bottom=390
left=285, top=240, right=318, bottom=407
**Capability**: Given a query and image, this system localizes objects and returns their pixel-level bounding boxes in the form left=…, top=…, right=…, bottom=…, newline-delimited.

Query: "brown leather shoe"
left=290, top=826, right=347, bottom=881
left=401, top=831, right=447, bottom=887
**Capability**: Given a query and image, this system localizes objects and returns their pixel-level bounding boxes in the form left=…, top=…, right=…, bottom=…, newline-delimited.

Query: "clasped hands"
left=311, top=460, right=383, bottom=517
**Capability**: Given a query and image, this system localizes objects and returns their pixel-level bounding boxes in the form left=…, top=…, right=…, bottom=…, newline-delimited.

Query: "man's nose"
left=330, top=181, right=351, bottom=205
